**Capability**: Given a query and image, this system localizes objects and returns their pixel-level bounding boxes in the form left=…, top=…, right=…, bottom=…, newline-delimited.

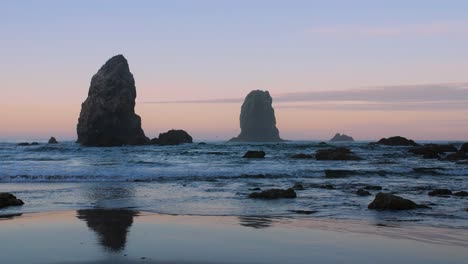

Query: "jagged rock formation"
left=230, top=90, right=283, bottom=142
left=77, top=55, right=148, bottom=147
left=330, top=133, right=354, bottom=142
left=150, top=130, right=193, bottom=146
left=48, top=137, right=58, bottom=144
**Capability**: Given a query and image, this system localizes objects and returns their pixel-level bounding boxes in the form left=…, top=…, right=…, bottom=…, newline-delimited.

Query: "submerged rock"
left=48, top=137, right=58, bottom=144
left=368, top=193, right=428, bottom=210
left=150, top=130, right=193, bottom=146
left=375, top=136, right=418, bottom=146
left=409, top=144, right=457, bottom=159
left=77, top=55, right=148, bottom=147
left=364, top=185, right=382, bottom=190
left=292, top=183, right=304, bottom=190
left=291, top=153, right=313, bottom=159
left=243, top=151, right=265, bottom=158
left=230, top=90, right=283, bottom=142
left=356, top=189, right=371, bottom=196
left=17, top=142, right=39, bottom=146
left=428, top=189, right=452, bottom=196
left=248, top=188, right=296, bottom=199
left=316, top=147, right=362, bottom=161
left=454, top=191, right=468, bottom=197
left=330, top=133, right=354, bottom=142
left=0, top=193, right=24, bottom=208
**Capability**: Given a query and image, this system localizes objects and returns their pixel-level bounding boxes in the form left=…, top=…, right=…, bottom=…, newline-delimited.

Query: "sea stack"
left=330, top=133, right=354, bottom=142
left=230, top=90, right=283, bottom=142
left=77, top=55, right=148, bottom=146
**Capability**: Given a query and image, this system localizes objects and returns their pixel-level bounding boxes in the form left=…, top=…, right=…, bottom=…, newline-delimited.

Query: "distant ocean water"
left=0, top=141, right=467, bottom=229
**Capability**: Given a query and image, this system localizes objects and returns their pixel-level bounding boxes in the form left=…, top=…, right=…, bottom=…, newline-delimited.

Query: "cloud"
left=140, top=83, right=468, bottom=111
left=305, top=21, right=468, bottom=37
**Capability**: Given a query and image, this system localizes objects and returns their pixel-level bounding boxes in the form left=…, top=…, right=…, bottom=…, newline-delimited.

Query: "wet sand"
left=0, top=209, right=467, bottom=264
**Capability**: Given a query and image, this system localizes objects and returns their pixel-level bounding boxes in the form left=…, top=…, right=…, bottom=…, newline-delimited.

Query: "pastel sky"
left=2, top=0, right=468, bottom=141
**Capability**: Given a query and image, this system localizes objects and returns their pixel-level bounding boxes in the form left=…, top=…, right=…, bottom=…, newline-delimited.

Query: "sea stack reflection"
left=230, top=90, right=283, bottom=142
left=77, top=55, right=148, bottom=146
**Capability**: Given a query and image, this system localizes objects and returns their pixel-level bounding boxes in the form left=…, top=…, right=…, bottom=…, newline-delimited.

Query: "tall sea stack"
left=77, top=55, right=148, bottom=146
left=230, top=90, right=283, bottom=142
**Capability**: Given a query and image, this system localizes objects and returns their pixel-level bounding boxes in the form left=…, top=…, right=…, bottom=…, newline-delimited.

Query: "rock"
left=409, top=144, right=457, bottom=159
left=356, top=189, right=371, bottom=196
left=375, top=136, right=418, bottom=146
left=77, top=55, right=149, bottom=147
left=48, top=137, right=58, bottom=144
left=291, top=153, right=313, bottom=159
left=229, top=90, right=283, bottom=142
left=330, top=133, right=354, bottom=142
left=453, top=191, right=468, bottom=197
left=150, top=130, right=193, bottom=146
left=248, top=188, right=296, bottom=199
left=30, top=142, right=39, bottom=145
left=243, top=151, right=265, bottom=159
left=364, top=185, right=382, bottom=190
left=319, top=184, right=335, bottom=189
left=249, top=187, right=261, bottom=191
left=428, top=189, right=452, bottom=196
left=368, top=193, right=428, bottom=210
left=288, top=210, right=317, bottom=214
left=460, top=143, right=468, bottom=152
left=316, top=147, right=362, bottom=161
left=0, top=193, right=24, bottom=208
left=16, top=142, right=39, bottom=146
left=292, top=183, right=304, bottom=190
left=198, top=142, right=207, bottom=145
left=444, top=151, right=468, bottom=161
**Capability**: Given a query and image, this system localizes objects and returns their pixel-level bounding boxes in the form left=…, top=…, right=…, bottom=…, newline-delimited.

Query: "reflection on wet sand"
left=238, top=216, right=273, bottom=229
left=0, top=213, right=23, bottom=220
left=76, top=209, right=138, bottom=252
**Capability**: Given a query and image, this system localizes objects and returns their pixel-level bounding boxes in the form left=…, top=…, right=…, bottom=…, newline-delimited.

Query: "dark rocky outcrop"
left=291, top=153, right=313, bottom=159
left=77, top=55, right=148, bottom=147
left=444, top=151, right=468, bottom=161
left=428, top=189, right=452, bottom=196
left=0, top=193, right=24, bottom=208
left=374, top=136, right=418, bottom=146
left=316, top=147, right=362, bottom=161
left=17, top=142, right=39, bottom=146
left=460, top=143, right=468, bottom=152
left=356, top=189, right=371, bottom=196
left=454, top=191, right=468, bottom=197
left=48, top=137, right=58, bottom=144
left=409, top=144, right=457, bottom=159
left=292, top=183, right=304, bottom=190
left=229, top=90, right=283, bottom=142
left=368, top=193, right=429, bottom=210
left=243, top=151, right=266, bottom=159
left=330, top=133, right=354, bottom=142
left=150, top=130, right=193, bottom=146
left=248, top=188, right=296, bottom=199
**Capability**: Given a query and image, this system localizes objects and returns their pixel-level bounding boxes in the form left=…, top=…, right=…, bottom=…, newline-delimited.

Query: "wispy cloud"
left=305, top=21, right=468, bottom=37
left=140, top=83, right=468, bottom=112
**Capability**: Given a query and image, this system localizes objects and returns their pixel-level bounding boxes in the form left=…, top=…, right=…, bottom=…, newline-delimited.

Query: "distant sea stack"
left=77, top=55, right=149, bottom=146
left=230, top=90, right=283, bottom=142
left=330, top=133, right=354, bottom=142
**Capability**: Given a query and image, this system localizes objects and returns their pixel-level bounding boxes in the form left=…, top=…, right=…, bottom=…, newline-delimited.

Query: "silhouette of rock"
left=428, top=189, right=452, bottom=196
left=316, top=147, right=362, bottom=161
left=356, top=189, right=371, bottom=196
left=409, top=144, right=457, bottom=159
left=77, top=209, right=138, bottom=252
left=454, top=191, right=468, bottom=197
left=460, top=143, right=468, bottom=152
left=243, top=150, right=265, bottom=158
left=249, top=188, right=296, bottom=199
left=375, top=136, right=418, bottom=146
left=364, top=185, right=382, bottom=190
left=0, top=193, right=24, bottom=208
left=77, top=55, right=148, bottom=147
left=291, top=153, right=313, bottom=159
left=444, top=151, right=468, bottom=161
left=368, top=193, right=429, bottom=210
left=230, top=90, right=283, bottom=142
left=330, top=133, right=354, bottom=142
left=48, top=137, right=58, bottom=144
left=150, top=129, right=193, bottom=146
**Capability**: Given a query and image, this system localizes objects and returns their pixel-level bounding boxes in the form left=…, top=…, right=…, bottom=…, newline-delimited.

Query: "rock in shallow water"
left=0, top=193, right=24, bottom=208
left=150, top=130, right=193, bottom=146
left=230, top=90, right=283, bottom=142
left=48, top=137, right=58, bottom=144
left=316, top=147, right=362, bottom=161
left=243, top=151, right=265, bottom=158
left=77, top=55, right=148, bottom=147
left=356, top=189, right=371, bottom=196
left=290, top=153, right=313, bottom=159
left=428, top=189, right=452, bottom=196
left=248, top=188, right=296, bottom=199
left=375, top=136, right=418, bottom=146
left=368, top=192, right=429, bottom=210
left=453, top=191, right=468, bottom=197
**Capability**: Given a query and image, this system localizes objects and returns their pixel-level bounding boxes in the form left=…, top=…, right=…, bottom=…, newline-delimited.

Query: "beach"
left=1, top=210, right=467, bottom=264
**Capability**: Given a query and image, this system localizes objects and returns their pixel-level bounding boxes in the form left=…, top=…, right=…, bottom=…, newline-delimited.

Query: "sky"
left=2, top=0, right=468, bottom=141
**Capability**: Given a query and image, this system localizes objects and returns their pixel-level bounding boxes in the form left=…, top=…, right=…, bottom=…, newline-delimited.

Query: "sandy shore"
left=0, top=209, right=467, bottom=264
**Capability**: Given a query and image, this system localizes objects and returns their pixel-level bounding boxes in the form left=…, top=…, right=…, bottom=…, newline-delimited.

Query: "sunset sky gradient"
left=2, top=0, right=468, bottom=141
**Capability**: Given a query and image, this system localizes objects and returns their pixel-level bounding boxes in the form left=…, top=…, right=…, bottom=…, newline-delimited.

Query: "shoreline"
left=0, top=210, right=467, bottom=264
